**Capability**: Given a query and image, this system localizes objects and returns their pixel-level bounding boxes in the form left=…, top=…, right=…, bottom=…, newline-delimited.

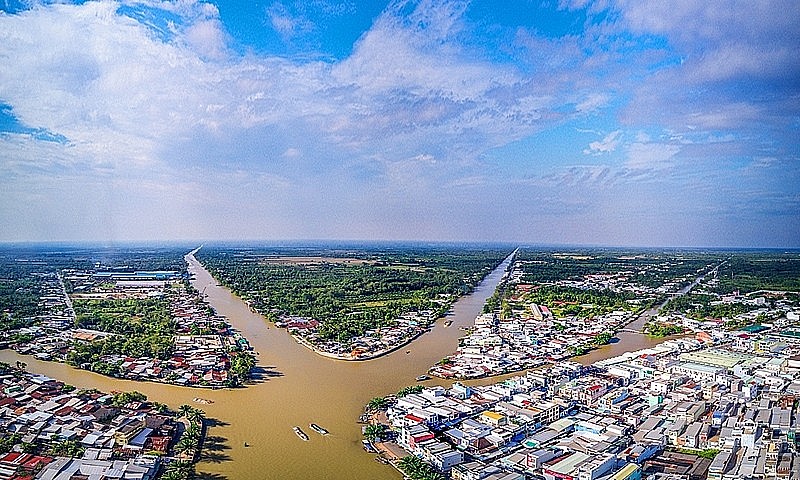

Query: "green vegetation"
left=397, top=385, right=424, bottom=397
left=397, top=455, right=445, bottom=480
left=227, top=351, right=256, bottom=386
left=522, top=285, right=635, bottom=318
left=198, top=246, right=509, bottom=342
left=160, top=461, right=195, bottom=480
left=67, top=297, right=176, bottom=366
left=697, top=448, right=721, bottom=459
left=516, top=250, right=719, bottom=289
left=111, top=390, right=147, bottom=406
left=568, top=345, right=588, bottom=356
left=660, top=294, right=761, bottom=320
left=364, top=424, right=387, bottom=442
left=593, top=331, right=614, bottom=346
left=672, top=447, right=720, bottom=459
left=367, top=396, right=390, bottom=411
left=483, top=282, right=510, bottom=314
left=0, top=275, right=43, bottom=330
left=171, top=404, right=205, bottom=477
left=0, top=433, right=21, bottom=454
left=47, top=438, right=85, bottom=458
left=711, top=255, right=800, bottom=293
left=645, top=322, right=685, bottom=337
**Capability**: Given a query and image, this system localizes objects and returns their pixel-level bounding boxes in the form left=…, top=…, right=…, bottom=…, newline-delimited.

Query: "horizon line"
left=0, top=238, right=798, bottom=252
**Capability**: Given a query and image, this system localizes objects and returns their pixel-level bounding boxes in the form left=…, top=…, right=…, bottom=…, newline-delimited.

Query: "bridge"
left=618, top=328, right=643, bottom=335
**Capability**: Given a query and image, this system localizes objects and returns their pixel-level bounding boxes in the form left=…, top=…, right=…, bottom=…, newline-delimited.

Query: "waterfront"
left=0, top=251, right=516, bottom=479
left=573, top=308, right=669, bottom=365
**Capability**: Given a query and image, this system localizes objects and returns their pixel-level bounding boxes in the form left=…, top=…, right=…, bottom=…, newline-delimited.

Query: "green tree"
left=367, top=397, right=389, bottom=412
left=364, top=424, right=386, bottom=442
left=398, top=455, right=445, bottom=480
left=111, top=390, right=147, bottom=406
left=397, top=385, right=423, bottom=397
left=178, top=404, right=193, bottom=418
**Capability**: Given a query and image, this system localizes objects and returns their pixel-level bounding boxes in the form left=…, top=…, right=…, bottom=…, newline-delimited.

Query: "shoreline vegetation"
left=193, top=246, right=515, bottom=361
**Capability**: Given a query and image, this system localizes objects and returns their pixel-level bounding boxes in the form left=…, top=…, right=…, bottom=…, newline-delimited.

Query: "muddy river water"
left=2, top=252, right=516, bottom=479
left=1, top=251, right=676, bottom=479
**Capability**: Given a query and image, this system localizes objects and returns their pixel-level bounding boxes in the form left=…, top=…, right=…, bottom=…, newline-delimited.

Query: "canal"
left=1, top=250, right=517, bottom=479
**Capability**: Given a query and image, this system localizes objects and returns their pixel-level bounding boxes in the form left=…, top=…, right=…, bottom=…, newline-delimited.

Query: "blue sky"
left=0, top=0, right=798, bottom=247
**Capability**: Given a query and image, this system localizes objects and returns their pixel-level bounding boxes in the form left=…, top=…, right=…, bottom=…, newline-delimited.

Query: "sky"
left=0, top=0, right=798, bottom=248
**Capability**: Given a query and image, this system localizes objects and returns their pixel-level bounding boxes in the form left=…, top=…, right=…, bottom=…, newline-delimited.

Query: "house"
left=480, top=411, right=508, bottom=427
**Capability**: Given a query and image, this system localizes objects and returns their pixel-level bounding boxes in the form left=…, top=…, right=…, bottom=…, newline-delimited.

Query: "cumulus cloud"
left=0, top=0, right=797, bottom=245
left=583, top=130, right=622, bottom=155
left=607, top=0, right=800, bottom=134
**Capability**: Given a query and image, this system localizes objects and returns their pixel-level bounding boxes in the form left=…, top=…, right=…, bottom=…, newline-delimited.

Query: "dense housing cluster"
left=0, top=365, right=203, bottom=480
left=0, top=249, right=255, bottom=389
left=431, top=254, right=721, bottom=379
left=369, top=330, right=800, bottom=480
left=367, top=250, right=800, bottom=480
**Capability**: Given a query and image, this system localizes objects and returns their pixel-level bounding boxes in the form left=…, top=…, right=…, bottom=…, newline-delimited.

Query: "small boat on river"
left=192, top=397, right=214, bottom=404
left=293, top=426, right=309, bottom=441
left=416, top=375, right=430, bottom=382
left=309, top=423, right=329, bottom=435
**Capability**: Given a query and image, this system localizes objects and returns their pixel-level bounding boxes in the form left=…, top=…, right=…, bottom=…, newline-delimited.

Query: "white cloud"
left=0, top=0, right=796, bottom=246
left=267, top=2, right=314, bottom=39
left=575, top=93, right=609, bottom=113
left=625, top=142, right=680, bottom=170
left=184, top=18, right=229, bottom=60
left=583, top=130, right=621, bottom=155
left=608, top=1, right=800, bottom=133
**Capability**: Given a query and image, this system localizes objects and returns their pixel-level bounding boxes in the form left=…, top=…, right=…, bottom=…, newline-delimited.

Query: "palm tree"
left=367, top=396, right=388, bottom=412
left=174, top=436, right=198, bottom=456
left=178, top=404, right=193, bottom=418
left=364, top=424, right=386, bottom=442
left=187, top=408, right=205, bottom=424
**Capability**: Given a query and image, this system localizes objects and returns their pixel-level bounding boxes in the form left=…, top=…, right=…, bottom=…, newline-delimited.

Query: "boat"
left=243, top=442, right=249, bottom=447
left=192, top=397, right=214, bottom=404
left=443, top=319, right=453, bottom=327
left=293, top=426, right=309, bottom=441
left=415, top=375, right=430, bottom=382
left=362, top=439, right=376, bottom=452
left=309, top=423, right=329, bottom=435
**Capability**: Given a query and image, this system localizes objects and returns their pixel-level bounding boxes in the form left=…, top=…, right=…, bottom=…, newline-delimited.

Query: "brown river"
left=0, top=252, right=675, bottom=479
left=2, top=252, right=517, bottom=479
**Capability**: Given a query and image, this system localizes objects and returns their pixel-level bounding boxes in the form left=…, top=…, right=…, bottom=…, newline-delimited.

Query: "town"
left=364, top=253, right=800, bottom=480
left=2, top=261, right=255, bottom=389
left=0, top=362, right=203, bottom=480
left=428, top=253, right=719, bottom=379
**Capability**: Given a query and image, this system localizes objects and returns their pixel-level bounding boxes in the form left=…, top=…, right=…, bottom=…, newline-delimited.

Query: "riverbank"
left=0, top=364, right=197, bottom=479
left=188, top=249, right=517, bottom=363
left=1, top=244, right=516, bottom=480
left=292, top=326, right=430, bottom=361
